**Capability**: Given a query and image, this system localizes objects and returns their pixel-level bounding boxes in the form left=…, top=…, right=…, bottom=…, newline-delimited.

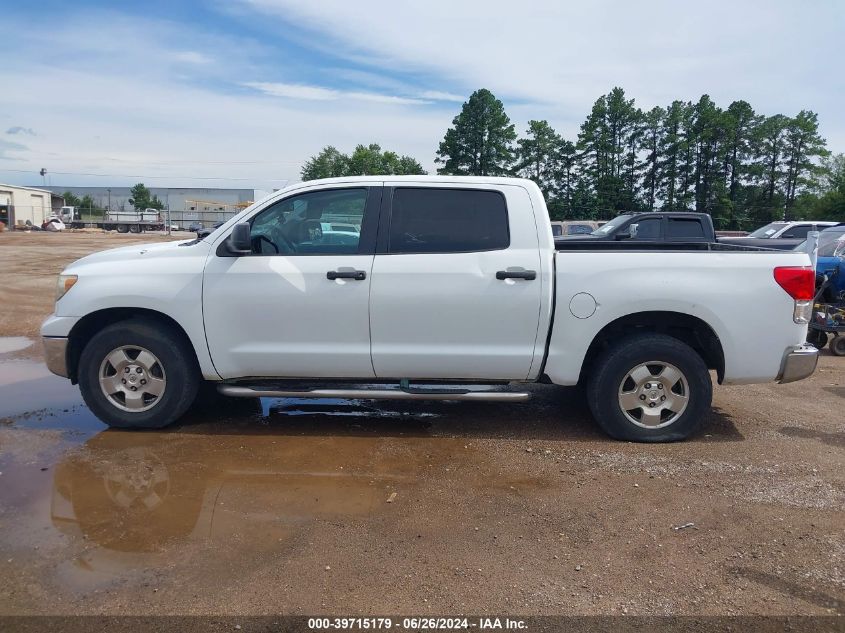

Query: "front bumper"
left=777, top=344, right=819, bottom=384
left=43, top=336, right=69, bottom=378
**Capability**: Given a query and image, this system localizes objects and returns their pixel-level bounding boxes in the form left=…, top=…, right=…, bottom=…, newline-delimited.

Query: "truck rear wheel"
left=117, top=225, right=129, bottom=234
left=78, top=319, right=200, bottom=429
left=587, top=333, right=712, bottom=442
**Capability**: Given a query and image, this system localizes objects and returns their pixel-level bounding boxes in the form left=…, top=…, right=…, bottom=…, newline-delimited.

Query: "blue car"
left=804, top=225, right=845, bottom=302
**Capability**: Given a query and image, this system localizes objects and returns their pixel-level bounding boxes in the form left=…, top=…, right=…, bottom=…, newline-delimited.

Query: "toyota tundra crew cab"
left=41, top=176, right=819, bottom=442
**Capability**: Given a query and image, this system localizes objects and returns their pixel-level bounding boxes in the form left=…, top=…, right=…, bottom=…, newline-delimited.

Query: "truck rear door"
left=368, top=184, right=543, bottom=380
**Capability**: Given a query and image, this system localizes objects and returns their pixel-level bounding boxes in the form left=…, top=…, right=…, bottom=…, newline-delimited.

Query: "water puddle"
left=0, top=354, right=477, bottom=593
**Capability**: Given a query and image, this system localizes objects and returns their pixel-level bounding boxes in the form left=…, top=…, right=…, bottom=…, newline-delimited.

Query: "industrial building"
left=40, top=186, right=273, bottom=229
left=0, top=184, right=64, bottom=228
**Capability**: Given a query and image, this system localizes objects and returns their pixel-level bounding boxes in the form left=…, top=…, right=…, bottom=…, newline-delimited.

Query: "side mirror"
left=226, top=222, right=252, bottom=255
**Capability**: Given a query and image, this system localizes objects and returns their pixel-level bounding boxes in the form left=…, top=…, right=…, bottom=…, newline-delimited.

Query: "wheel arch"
left=578, top=311, right=725, bottom=385
left=66, top=308, right=199, bottom=384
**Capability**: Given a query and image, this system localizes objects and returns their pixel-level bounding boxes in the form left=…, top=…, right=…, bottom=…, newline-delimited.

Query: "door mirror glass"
left=226, top=222, right=252, bottom=255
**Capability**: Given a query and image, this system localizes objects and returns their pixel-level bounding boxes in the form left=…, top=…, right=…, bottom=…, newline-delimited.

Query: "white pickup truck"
left=41, top=176, right=819, bottom=442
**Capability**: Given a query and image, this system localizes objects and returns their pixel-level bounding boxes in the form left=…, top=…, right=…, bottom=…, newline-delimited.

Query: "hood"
left=65, top=238, right=206, bottom=271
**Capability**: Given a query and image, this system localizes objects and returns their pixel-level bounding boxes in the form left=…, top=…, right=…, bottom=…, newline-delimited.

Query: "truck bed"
left=554, top=239, right=775, bottom=252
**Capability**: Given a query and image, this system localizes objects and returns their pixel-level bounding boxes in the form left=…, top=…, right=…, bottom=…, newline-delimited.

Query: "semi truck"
left=59, top=206, right=164, bottom=232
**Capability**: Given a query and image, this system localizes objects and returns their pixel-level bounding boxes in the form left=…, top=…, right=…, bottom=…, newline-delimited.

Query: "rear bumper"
left=42, top=336, right=69, bottom=378
left=776, top=344, right=818, bottom=384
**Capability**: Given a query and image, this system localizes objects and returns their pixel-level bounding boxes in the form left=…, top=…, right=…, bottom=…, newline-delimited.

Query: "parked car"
left=321, top=221, right=359, bottom=233
left=555, top=211, right=817, bottom=251
left=797, top=224, right=845, bottom=303
left=550, top=220, right=601, bottom=237
left=41, top=216, right=66, bottom=232
left=196, top=221, right=225, bottom=239
left=555, top=211, right=717, bottom=245
left=742, top=220, right=838, bottom=240
left=188, top=221, right=204, bottom=233
left=41, top=176, right=818, bottom=442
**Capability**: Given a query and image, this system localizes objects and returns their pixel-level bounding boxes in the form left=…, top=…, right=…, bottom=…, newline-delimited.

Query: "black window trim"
left=376, top=186, right=511, bottom=255
left=217, top=185, right=382, bottom=257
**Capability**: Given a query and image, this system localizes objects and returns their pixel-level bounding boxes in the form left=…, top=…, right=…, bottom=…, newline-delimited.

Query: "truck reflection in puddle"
left=49, top=413, right=466, bottom=586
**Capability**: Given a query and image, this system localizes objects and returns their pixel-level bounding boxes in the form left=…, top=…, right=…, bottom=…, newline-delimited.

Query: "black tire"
left=807, top=329, right=828, bottom=350
left=78, top=319, right=200, bottom=429
left=830, top=336, right=845, bottom=357
left=128, top=224, right=140, bottom=234
left=587, top=333, right=712, bottom=442
left=116, top=224, right=129, bottom=234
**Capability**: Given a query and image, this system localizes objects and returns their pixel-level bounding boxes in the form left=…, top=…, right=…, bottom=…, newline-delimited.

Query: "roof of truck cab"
left=283, top=175, right=539, bottom=187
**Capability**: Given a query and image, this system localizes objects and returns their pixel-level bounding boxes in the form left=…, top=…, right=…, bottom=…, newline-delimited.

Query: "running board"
left=217, top=385, right=530, bottom=402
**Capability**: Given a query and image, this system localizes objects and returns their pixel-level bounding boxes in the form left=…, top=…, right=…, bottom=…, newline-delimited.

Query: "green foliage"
left=62, top=191, right=81, bottom=207
left=301, top=144, right=426, bottom=180
left=128, top=183, right=163, bottom=211
left=802, top=153, right=845, bottom=221
left=435, top=89, right=516, bottom=176
left=78, top=194, right=96, bottom=210
left=462, top=87, right=834, bottom=228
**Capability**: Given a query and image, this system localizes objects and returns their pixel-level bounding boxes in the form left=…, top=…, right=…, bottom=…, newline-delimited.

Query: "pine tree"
left=782, top=110, right=828, bottom=218
left=435, top=89, right=516, bottom=176
left=638, top=107, right=665, bottom=211
left=515, top=120, right=563, bottom=199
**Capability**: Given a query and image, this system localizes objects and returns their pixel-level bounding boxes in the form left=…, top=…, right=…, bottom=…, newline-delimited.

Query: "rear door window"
left=781, top=224, right=812, bottom=239
left=388, top=188, right=509, bottom=254
left=666, top=218, right=705, bottom=239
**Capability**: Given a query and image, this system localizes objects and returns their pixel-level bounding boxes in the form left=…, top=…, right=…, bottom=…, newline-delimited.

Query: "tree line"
left=63, top=183, right=164, bottom=213
left=302, top=87, right=843, bottom=228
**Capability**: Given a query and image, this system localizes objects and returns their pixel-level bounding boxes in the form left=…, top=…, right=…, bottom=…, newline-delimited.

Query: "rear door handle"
left=496, top=270, right=536, bottom=280
left=327, top=270, right=366, bottom=280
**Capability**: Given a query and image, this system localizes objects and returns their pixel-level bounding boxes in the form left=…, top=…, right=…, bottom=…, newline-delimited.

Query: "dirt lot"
left=0, top=231, right=843, bottom=618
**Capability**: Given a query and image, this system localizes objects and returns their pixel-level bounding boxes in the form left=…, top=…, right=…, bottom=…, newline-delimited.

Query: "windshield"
left=748, top=222, right=789, bottom=238
left=591, top=215, right=631, bottom=235
left=817, top=230, right=845, bottom=257
left=795, top=229, right=845, bottom=257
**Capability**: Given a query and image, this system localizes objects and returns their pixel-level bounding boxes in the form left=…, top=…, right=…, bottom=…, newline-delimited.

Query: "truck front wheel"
left=587, top=333, right=712, bottom=442
left=78, top=319, right=200, bottom=429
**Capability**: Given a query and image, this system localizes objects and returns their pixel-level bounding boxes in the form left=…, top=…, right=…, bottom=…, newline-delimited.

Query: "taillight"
left=774, top=266, right=815, bottom=324
left=773, top=267, right=814, bottom=300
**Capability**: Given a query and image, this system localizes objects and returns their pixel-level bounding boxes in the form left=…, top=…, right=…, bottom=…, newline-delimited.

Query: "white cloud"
left=173, top=51, right=214, bottom=64
left=245, top=81, right=340, bottom=101
left=240, top=0, right=845, bottom=148
left=417, top=90, right=466, bottom=103
left=244, top=81, right=431, bottom=105
left=2, top=1, right=843, bottom=191
left=0, top=12, right=455, bottom=187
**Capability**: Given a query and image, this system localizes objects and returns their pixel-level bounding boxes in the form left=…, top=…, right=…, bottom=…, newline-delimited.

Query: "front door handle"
left=327, top=270, right=366, bottom=281
left=496, top=270, right=536, bottom=280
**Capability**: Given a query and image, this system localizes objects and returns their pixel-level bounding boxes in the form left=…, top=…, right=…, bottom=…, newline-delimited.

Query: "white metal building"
left=0, top=184, right=63, bottom=227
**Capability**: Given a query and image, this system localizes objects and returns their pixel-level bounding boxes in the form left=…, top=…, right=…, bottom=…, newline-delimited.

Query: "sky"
left=1, top=0, right=843, bottom=190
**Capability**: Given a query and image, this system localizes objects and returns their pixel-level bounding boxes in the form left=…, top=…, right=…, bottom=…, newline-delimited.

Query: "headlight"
left=56, top=274, right=78, bottom=301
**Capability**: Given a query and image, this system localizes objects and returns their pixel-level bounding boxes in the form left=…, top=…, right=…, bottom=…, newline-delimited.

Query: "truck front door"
left=203, top=186, right=381, bottom=379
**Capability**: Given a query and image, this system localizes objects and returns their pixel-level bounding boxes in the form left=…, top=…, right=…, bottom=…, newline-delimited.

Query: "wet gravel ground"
left=0, top=232, right=843, bottom=617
